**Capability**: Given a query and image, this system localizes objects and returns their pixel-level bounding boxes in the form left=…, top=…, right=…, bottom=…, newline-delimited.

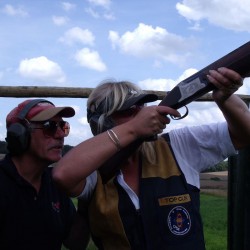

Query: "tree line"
left=0, top=141, right=73, bottom=156
left=0, top=140, right=227, bottom=172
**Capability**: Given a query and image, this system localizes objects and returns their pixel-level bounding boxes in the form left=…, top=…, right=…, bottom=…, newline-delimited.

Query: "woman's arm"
left=207, top=67, right=250, bottom=149
left=53, top=105, right=180, bottom=196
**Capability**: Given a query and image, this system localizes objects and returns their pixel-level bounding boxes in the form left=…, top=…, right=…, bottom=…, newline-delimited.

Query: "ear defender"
left=87, top=109, right=114, bottom=136
left=6, top=122, right=32, bottom=155
left=5, top=99, right=52, bottom=155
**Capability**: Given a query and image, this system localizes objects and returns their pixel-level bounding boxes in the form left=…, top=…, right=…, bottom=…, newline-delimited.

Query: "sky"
left=0, top=0, right=250, bottom=146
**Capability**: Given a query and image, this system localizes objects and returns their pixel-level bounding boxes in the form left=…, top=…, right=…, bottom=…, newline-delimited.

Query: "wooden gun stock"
left=99, top=41, right=250, bottom=183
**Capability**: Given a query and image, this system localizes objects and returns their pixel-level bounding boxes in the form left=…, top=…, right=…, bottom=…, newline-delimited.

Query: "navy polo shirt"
left=0, top=154, right=76, bottom=250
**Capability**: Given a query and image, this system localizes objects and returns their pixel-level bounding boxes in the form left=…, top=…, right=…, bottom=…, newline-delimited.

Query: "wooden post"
left=228, top=100, right=250, bottom=250
left=228, top=147, right=250, bottom=250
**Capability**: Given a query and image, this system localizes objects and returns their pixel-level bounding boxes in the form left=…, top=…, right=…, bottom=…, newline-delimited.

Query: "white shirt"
left=78, top=122, right=237, bottom=208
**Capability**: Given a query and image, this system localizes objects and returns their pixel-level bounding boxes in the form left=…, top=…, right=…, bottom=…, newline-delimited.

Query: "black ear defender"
left=87, top=109, right=114, bottom=136
left=5, top=99, right=53, bottom=155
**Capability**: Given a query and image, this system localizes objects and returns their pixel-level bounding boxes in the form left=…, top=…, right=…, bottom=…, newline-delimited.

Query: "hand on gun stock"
left=207, top=67, right=244, bottom=102
left=130, top=105, right=181, bottom=138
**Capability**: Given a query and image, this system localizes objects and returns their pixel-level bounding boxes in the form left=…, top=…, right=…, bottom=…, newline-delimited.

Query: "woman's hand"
left=207, top=67, right=243, bottom=102
left=128, top=105, right=180, bottom=138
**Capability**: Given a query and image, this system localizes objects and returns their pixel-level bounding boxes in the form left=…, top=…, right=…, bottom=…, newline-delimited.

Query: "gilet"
left=88, top=136, right=205, bottom=250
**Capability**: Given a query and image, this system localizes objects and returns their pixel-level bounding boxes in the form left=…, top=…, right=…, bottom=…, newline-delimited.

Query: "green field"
left=201, top=193, right=227, bottom=250
left=63, top=193, right=227, bottom=250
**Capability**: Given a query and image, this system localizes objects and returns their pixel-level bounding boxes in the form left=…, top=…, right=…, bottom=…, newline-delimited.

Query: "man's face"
left=28, top=116, right=68, bottom=164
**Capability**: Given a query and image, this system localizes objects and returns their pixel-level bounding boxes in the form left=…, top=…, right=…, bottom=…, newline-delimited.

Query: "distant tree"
left=0, top=141, right=73, bottom=155
left=63, top=144, right=74, bottom=156
left=201, top=160, right=228, bottom=173
left=0, top=141, right=229, bottom=173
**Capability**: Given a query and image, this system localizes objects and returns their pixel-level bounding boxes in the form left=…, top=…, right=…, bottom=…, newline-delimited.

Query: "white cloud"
left=61, top=2, right=76, bottom=11
left=86, top=0, right=114, bottom=20
left=18, top=56, right=66, bottom=83
left=108, top=23, right=196, bottom=65
left=65, top=129, right=87, bottom=145
left=78, top=116, right=89, bottom=125
left=139, top=78, right=176, bottom=92
left=85, top=7, right=100, bottom=18
left=176, top=0, right=250, bottom=32
left=70, top=105, right=81, bottom=114
left=1, top=4, right=28, bottom=17
left=67, top=123, right=92, bottom=145
left=52, top=16, right=69, bottom=26
left=165, top=102, right=226, bottom=134
left=189, top=22, right=202, bottom=31
left=59, top=27, right=95, bottom=46
left=152, top=60, right=163, bottom=68
left=103, top=12, right=115, bottom=20
left=139, top=68, right=198, bottom=91
left=238, top=77, right=250, bottom=95
left=85, top=7, right=115, bottom=20
left=176, top=68, right=198, bottom=82
left=135, top=89, right=227, bottom=134
left=87, top=0, right=111, bottom=9
left=74, top=48, right=107, bottom=72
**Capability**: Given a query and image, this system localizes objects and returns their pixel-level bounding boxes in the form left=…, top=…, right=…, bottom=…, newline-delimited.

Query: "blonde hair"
left=87, top=80, right=157, bottom=164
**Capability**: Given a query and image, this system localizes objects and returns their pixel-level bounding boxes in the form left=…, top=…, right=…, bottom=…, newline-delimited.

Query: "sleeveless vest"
left=88, top=136, right=205, bottom=250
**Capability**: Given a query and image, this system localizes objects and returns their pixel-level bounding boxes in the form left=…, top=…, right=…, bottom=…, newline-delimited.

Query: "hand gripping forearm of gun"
left=99, top=41, right=250, bottom=183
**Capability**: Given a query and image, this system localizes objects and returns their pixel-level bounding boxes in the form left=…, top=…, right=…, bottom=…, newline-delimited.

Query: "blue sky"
left=0, top=0, right=250, bottom=146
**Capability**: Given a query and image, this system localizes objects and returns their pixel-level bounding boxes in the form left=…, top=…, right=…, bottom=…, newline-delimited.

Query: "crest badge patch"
left=52, top=201, right=60, bottom=213
left=167, top=206, right=191, bottom=236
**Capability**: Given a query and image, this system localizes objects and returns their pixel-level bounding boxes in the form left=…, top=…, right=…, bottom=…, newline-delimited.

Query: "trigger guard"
left=170, top=106, right=189, bottom=120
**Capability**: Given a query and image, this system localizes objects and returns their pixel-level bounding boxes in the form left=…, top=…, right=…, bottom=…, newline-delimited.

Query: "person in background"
left=53, top=67, right=250, bottom=250
left=0, top=99, right=79, bottom=250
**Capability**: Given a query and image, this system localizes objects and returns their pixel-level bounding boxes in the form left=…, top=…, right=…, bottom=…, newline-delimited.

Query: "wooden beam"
left=0, top=86, right=249, bottom=102
left=0, top=86, right=93, bottom=98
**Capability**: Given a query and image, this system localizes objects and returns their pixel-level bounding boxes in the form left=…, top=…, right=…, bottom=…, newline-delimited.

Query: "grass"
left=201, top=193, right=227, bottom=250
left=63, top=193, right=227, bottom=250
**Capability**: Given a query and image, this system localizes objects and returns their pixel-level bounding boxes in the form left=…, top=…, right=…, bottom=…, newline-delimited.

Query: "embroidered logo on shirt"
left=158, top=194, right=191, bottom=206
left=52, top=201, right=60, bottom=213
left=167, top=206, right=191, bottom=235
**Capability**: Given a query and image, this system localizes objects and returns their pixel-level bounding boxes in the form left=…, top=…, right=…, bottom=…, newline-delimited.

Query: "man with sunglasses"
left=0, top=99, right=79, bottom=250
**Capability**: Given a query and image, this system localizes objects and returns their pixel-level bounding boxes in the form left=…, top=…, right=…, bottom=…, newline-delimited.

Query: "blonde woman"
left=53, top=67, right=250, bottom=250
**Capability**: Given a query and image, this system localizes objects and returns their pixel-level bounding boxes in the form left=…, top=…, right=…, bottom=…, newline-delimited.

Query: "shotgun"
left=99, top=41, right=250, bottom=183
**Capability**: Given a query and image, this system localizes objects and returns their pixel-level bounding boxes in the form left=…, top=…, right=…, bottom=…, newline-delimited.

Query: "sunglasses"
left=31, top=121, right=70, bottom=137
left=113, top=105, right=144, bottom=117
